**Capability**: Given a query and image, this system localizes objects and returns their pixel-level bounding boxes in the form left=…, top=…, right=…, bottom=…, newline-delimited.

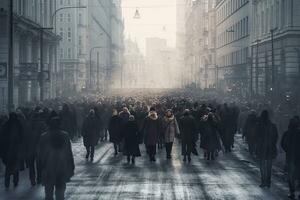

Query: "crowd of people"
left=0, top=90, right=299, bottom=200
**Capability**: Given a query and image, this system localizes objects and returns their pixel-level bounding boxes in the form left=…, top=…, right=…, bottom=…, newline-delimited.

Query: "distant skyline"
left=122, top=0, right=177, bottom=55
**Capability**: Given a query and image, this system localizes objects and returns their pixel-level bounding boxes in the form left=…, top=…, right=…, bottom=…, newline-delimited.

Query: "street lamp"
left=270, top=27, right=278, bottom=98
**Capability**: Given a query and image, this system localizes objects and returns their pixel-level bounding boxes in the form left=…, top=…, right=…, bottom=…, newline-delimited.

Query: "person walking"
left=179, top=109, right=197, bottom=163
left=123, top=115, right=141, bottom=164
left=256, top=110, right=278, bottom=188
left=37, top=117, right=75, bottom=200
left=108, top=109, right=122, bottom=156
left=81, top=109, right=101, bottom=162
left=162, top=109, right=180, bottom=159
left=0, top=112, right=23, bottom=188
left=142, top=107, right=161, bottom=162
left=281, top=117, right=300, bottom=199
left=243, top=110, right=258, bottom=156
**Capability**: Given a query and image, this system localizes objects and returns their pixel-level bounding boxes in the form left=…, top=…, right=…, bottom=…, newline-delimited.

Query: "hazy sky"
left=122, top=0, right=177, bottom=55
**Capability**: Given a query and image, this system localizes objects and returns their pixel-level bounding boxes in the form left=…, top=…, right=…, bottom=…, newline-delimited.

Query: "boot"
left=188, top=156, right=191, bottom=163
left=131, top=157, right=135, bottom=164
left=183, top=156, right=187, bottom=162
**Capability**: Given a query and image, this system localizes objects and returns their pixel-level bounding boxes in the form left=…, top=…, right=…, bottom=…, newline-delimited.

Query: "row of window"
left=219, top=47, right=249, bottom=67
left=59, top=13, right=72, bottom=22
left=217, top=17, right=249, bottom=48
left=60, top=48, right=72, bottom=59
left=217, top=0, right=249, bottom=24
left=59, top=28, right=72, bottom=42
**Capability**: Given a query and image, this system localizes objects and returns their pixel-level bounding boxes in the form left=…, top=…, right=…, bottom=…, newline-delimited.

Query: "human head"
left=166, top=109, right=173, bottom=117
left=48, top=117, right=61, bottom=130
left=260, top=110, right=269, bottom=122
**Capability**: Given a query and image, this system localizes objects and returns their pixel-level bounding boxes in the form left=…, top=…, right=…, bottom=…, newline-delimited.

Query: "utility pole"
left=97, top=51, right=99, bottom=90
left=40, top=29, right=44, bottom=101
left=254, top=39, right=261, bottom=94
left=8, top=0, right=14, bottom=112
left=270, top=28, right=277, bottom=99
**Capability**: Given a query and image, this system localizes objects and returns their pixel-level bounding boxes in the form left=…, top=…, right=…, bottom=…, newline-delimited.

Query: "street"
left=0, top=136, right=289, bottom=200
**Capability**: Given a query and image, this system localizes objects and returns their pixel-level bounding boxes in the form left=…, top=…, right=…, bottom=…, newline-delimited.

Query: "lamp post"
left=270, top=28, right=278, bottom=101
left=254, top=39, right=261, bottom=95
left=50, top=6, right=86, bottom=97
left=8, top=0, right=14, bottom=111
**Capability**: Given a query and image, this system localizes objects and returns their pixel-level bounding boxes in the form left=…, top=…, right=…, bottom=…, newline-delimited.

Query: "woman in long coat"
left=179, top=109, right=197, bottom=163
left=0, top=112, right=23, bottom=188
left=142, top=107, right=161, bottom=162
left=162, top=109, right=180, bottom=159
left=108, top=109, right=122, bottom=156
left=123, top=115, right=141, bottom=164
left=81, top=109, right=101, bottom=162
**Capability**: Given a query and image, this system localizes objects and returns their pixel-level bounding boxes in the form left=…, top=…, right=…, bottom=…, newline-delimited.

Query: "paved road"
left=0, top=136, right=291, bottom=200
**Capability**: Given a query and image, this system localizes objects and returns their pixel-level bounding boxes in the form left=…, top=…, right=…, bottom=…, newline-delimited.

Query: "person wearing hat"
left=123, top=115, right=141, bottom=164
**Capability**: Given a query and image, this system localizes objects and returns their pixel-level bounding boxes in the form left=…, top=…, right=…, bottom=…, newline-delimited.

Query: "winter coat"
left=179, top=114, right=197, bottom=148
left=256, top=120, right=278, bottom=160
left=162, top=116, right=180, bottom=143
left=37, top=130, right=75, bottom=185
left=142, top=111, right=161, bottom=146
left=59, top=109, right=75, bottom=139
left=0, top=114, right=23, bottom=173
left=27, top=114, right=47, bottom=159
left=123, top=121, right=141, bottom=157
left=281, top=128, right=300, bottom=166
left=201, top=120, right=221, bottom=152
left=81, top=115, right=102, bottom=147
left=108, top=115, right=122, bottom=143
left=243, top=114, right=258, bottom=144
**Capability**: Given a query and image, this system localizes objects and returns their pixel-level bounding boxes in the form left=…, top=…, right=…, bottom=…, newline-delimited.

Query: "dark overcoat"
left=123, top=121, right=141, bottom=157
left=81, top=115, right=101, bottom=147
left=108, top=115, right=122, bottom=143
left=37, top=130, right=75, bottom=185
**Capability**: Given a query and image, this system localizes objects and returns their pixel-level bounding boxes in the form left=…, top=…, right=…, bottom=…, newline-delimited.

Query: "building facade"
left=0, top=0, right=59, bottom=112
left=216, top=0, right=251, bottom=96
left=251, top=0, right=300, bottom=100
left=56, top=0, right=124, bottom=93
left=184, top=0, right=217, bottom=89
left=123, top=38, right=145, bottom=88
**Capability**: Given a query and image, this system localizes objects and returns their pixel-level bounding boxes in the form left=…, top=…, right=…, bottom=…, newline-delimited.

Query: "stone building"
left=185, top=0, right=217, bottom=89
left=251, top=0, right=300, bottom=99
left=216, top=0, right=251, bottom=96
left=0, top=0, right=59, bottom=112
left=123, top=39, right=145, bottom=88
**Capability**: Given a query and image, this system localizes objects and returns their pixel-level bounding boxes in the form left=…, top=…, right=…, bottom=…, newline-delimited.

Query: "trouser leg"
left=28, top=156, right=36, bottom=184
left=55, top=183, right=66, bottom=200
left=4, top=167, right=10, bottom=188
left=86, top=146, right=90, bottom=158
left=266, top=159, right=272, bottom=186
left=90, top=146, right=95, bottom=159
left=288, top=163, right=296, bottom=195
left=45, top=184, right=54, bottom=200
left=13, top=171, right=19, bottom=186
left=113, top=143, right=118, bottom=154
left=260, top=160, right=266, bottom=185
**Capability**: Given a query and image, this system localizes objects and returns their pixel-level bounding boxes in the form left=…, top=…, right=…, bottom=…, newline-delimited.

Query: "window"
left=59, top=28, right=63, bottom=38
left=68, top=28, right=71, bottom=42
left=79, top=36, right=82, bottom=45
left=68, top=48, right=71, bottom=59
left=67, top=13, right=71, bottom=22
left=60, top=48, right=63, bottom=58
left=60, top=13, right=63, bottom=22
left=60, top=0, right=63, bottom=5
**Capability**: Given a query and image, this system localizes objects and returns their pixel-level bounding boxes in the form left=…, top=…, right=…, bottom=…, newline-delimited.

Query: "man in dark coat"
left=108, top=109, right=122, bottom=156
left=27, top=109, right=47, bottom=185
left=281, top=117, right=300, bottom=199
left=81, top=109, right=101, bottom=162
left=0, top=112, right=23, bottom=188
left=256, top=110, right=278, bottom=188
left=37, top=117, right=75, bottom=200
left=179, top=109, right=197, bottom=163
left=59, top=104, right=75, bottom=140
left=123, top=115, right=141, bottom=164
left=142, top=107, right=161, bottom=162
left=202, top=113, right=221, bottom=161
left=243, top=110, right=258, bottom=156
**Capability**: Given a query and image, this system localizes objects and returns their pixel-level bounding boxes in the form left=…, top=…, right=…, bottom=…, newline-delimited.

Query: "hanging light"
left=133, top=8, right=141, bottom=19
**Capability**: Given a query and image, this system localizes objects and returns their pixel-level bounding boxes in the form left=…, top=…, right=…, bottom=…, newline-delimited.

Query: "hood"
left=164, top=115, right=174, bottom=122
left=148, top=111, right=158, bottom=120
